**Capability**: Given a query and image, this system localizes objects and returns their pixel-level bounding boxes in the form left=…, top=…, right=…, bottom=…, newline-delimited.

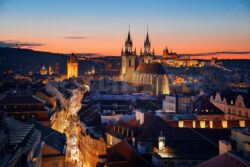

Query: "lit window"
left=192, top=121, right=196, bottom=128
left=178, top=121, right=184, bottom=128
left=239, top=120, right=245, bottom=127
left=209, top=121, right=213, bottom=128
left=222, top=121, right=228, bottom=128
left=200, top=121, right=206, bottom=128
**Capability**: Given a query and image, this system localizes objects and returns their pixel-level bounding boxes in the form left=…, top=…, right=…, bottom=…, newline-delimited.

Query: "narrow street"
left=65, top=88, right=83, bottom=167
left=53, top=87, right=84, bottom=167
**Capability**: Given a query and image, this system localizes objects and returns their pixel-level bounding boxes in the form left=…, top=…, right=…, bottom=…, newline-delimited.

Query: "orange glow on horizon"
left=1, top=33, right=249, bottom=59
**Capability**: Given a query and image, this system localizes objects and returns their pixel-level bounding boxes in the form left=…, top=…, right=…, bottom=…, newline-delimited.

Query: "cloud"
left=181, top=51, right=250, bottom=57
left=64, top=36, right=88, bottom=39
left=66, top=52, right=100, bottom=57
left=0, top=40, right=45, bottom=48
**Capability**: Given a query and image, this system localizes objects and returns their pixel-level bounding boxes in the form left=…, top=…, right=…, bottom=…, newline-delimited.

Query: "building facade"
left=67, top=53, right=78, bottom=79
left=162, top=94, right=193, bottom=114
left=210, top=91, right=250, bottom=120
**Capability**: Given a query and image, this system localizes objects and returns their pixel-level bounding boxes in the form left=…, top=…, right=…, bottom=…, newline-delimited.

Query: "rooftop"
left=136, top=63, right=167, bottom=75
left=196, top=152, right=250, bottom=167
left=34, top=122, right=66, bottom=155
left=0, top=95, right=44, bottom=105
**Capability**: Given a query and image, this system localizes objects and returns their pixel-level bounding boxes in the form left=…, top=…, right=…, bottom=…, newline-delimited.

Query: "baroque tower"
left=120, top=27, right=137, bottom=83
left=67, top=53, right=78, bottom=79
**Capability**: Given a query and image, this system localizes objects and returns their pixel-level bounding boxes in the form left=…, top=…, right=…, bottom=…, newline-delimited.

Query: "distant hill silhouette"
left=0, top=47, right=67, bottom=73
left=0, top=47, right=104, bottom=74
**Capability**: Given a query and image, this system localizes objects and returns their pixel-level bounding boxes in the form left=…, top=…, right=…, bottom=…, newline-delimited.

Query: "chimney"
left=219, top=140, right=232, bottom=155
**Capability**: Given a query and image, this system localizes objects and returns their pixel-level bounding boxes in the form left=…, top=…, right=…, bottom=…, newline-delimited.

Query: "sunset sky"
left=0, top=0, right=250, bottom=58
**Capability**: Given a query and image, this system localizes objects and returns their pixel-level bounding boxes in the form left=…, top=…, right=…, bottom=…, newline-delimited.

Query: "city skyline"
left=0, top=0, right=250, bottom=58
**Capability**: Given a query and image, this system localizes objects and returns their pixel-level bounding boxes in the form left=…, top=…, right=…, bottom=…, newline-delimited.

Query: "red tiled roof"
left=107, top=140, right=152, bottom=167
left=196, top=152, right=250, bottom=167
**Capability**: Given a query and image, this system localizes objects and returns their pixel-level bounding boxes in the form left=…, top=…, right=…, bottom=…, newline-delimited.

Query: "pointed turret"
left=121, top=47, right=124, bottom=55
left=144, top=26, right=151, bottom=55
left=125, top=25, right=133, bottom=53
left=145, top=29, right=150, bottom=45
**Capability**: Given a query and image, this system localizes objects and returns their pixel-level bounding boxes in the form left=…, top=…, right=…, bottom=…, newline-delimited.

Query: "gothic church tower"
left=120, top=27, right=137, bottom=83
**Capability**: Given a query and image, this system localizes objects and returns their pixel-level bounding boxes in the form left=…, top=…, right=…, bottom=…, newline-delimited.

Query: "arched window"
left=129, top=59, right=132, bottom=67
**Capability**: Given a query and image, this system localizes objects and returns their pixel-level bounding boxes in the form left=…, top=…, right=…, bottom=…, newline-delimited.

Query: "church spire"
left=127, top=25, right=131, bottom=42
left=125, top=25, right=133, bottom=53
left=145, top=25, right=150, bottom=44
left=144, top=25, right=151, bottom=55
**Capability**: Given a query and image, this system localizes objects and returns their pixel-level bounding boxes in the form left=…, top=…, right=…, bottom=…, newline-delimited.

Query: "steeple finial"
left=144, top=25, right=151, bottom=54
left=125, top=25, right=133, bottom=53
left=146, top=25, right=149, bottom=42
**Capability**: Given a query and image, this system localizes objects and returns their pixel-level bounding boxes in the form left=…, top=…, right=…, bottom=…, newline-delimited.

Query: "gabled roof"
left=79, top=104, right=101, bottom=127
left=137, top=113, right=230, bottom=142
left=34, top=123, right=66, bottom=155
left=194, top=96, right=224, bottom=115
left=0, top=95, right=44, bottom=105
left=196, top=152, right=250, bottom=167
left=107, top=140, right=152, bottom=167
left=212, top=89, right=250, bottom=108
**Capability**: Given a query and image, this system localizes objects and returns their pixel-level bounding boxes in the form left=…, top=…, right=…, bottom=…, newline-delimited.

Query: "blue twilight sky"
left=0, top=0, right=250, bottom=57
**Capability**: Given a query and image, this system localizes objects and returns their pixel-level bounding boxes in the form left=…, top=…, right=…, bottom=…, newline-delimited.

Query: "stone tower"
left=120, top=27, right=137, bottom=83
left=67, top=53, right=78, bottom=79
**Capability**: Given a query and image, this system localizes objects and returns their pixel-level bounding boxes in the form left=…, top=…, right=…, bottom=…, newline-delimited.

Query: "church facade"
left=120, top=30, right=170, bottom=95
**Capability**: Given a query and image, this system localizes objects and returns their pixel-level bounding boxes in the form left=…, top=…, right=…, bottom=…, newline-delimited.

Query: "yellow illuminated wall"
left=67, top=62, right=78, bottom=79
